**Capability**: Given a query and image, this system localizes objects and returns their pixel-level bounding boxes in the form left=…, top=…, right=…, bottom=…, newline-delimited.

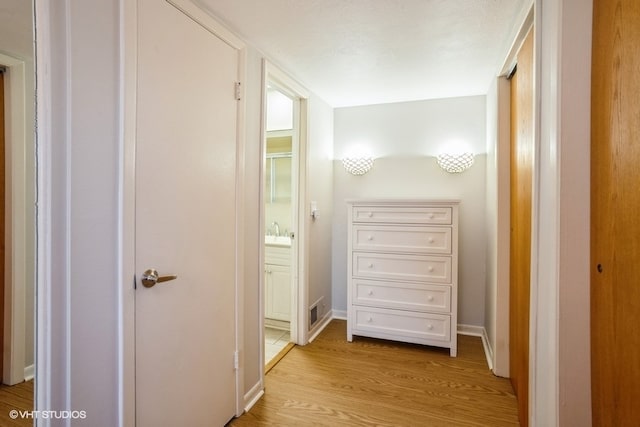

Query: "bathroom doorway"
left=262, top=62, right=308, bottom=370
left=263, top=83, right=295, bottom=368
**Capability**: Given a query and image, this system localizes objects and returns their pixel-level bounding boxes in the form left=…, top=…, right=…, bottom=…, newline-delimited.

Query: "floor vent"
left=310, top=305, right=318, bottom=327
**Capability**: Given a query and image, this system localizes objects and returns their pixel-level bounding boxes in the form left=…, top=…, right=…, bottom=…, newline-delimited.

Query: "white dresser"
left=346, top=199, right=459, bottom=356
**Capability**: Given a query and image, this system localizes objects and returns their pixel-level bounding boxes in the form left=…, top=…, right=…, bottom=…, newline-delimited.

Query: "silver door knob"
left=141, top=269, right=178, bottom=288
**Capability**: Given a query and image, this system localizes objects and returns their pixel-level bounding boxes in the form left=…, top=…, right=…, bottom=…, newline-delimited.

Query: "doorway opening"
left=0, top=54, right=36, bottom=388
left=263, top=84, right=296, bottom=369
left=262, top=62, right=308, bottom=371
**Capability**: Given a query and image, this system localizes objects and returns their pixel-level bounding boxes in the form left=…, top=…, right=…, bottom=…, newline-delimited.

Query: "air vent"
left=310, top=305, right=318, bottom=327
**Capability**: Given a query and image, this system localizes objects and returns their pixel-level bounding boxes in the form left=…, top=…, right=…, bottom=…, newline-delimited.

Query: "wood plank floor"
left=230, top=320, right=519, bottom=426
left=0, top=380, right=34, bottom=427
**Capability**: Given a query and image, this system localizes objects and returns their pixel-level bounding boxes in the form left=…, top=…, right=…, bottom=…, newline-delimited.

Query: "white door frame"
left=260, top=61, right=309, bottom=374
left=0, top=51, right=32, bottom=386
left=119, top=0, right=248, bottom=422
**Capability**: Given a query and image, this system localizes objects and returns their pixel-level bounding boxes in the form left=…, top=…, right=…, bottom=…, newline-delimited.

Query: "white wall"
left=241, top=52, right=334, bottom=400
left=36, top=0, right=120, bottom=422
left=332, top=96, right=487, bottom=326
left=306, top=96, right=334, bottom=328
left=484, top=77, right=511, bottom=376
left=533, top=0, right=592, bottom=424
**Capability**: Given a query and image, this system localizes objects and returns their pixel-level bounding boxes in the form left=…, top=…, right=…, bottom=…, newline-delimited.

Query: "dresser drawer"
left=352, top=279, right=451, bottom=313
left=352, top=205, right=452, bottom=225
left=352, top=225, right=452, bottom=254
left=351, top=306, right=451, bottom=342
left=353, top=252, right=452, bottom=283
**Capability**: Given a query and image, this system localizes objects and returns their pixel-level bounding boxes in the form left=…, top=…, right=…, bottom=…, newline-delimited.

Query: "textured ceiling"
left=197, top=0, right=528, bottom=107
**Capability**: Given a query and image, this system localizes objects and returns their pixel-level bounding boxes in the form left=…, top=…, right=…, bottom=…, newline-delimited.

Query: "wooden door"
left=510, top=27, right=534, bottom=427
left=135, top=0, right=240, bottom=425
left=591, top=0, right=640, bottom=424
left=0, top=70, right=4, bottom=380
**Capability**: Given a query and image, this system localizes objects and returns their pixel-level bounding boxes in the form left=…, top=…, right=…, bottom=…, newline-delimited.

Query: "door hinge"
left=233, top=350, right=239, bottom=370
left=234, top=82, right=242, bottom=101
left=133, top=274, right=137, bottom=290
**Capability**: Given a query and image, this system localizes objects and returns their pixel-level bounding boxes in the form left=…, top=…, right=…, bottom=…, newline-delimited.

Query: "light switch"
left=310, top=201, right=319, bottom=219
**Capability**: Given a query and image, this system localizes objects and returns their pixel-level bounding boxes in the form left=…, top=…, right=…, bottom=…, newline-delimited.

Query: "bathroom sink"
left=265, top=235, right=292, bottom=247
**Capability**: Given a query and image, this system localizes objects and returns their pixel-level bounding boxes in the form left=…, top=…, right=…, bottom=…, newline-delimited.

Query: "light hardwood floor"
left=0, top=380, right=33, bottom=427
left=230, top=320, right=519, bottom=426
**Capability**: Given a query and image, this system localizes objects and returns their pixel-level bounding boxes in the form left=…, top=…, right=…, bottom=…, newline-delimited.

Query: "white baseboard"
left=24, top=364, right=34, bottom=381
left=457, top=324, right=494, bottom=371
left=331, top=309, right=347, bottom=320
left=308, top=311, right=333, bottom=343
left=243, top=381, right=264, bottom=413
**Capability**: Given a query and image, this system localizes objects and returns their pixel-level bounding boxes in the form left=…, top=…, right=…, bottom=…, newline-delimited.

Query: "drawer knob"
left=428, top=266, right=434, bottom=272
left=367, top=317, right=373, bottom=323
left=427, top=324, right=434, bottom=330
left=428, top=213, right=435, bottom=219
left=367, top=235, right=374, bottom=241
left=367, top=212, right=373, bottom=218
left=427, top=296, right=434, bottom=302
left=368, top=263, right=374, bottom=269
left=368, top=290, right=374, bottom=296
left=428, top=237, right=435, bottom=244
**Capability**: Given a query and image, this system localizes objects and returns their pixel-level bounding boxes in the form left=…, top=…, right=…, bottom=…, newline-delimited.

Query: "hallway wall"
left=332, top=96, right=488, bottom=327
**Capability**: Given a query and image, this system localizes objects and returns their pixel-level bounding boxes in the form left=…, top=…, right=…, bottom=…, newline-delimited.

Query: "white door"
left=135, top=1, right=240, bottom=425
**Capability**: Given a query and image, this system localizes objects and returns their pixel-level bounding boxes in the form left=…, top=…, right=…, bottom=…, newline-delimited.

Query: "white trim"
left=234, top=44, right=248, bottom=419
left=34, top=0, right=54, bottom=419
left=296, top=97, right=309, bottom=345
left=266, top=65, right=310, bottom=100
left=499, top=4, right=535, bottom=77
left=118, top=0, right=137, bottom=425
left=165, top=0, right=244, bottom=49
left=0, top=51, right=29, bottom=386
left=243, top=382, right=264, bottom=413
left=457, top=324, right=494, bottom=371
left=260, top=62, right=310, bottom=359
left=531, top=0, right=593, bottom=425
left=331, top=310, right=347, bottom=320
left=257, top=62, right=267, bottom=387
left=307, top=312, right=332, bottom=343
left=529, top=3, right=545, bottom=425
left=24, top=363, right=34, bottom=381
left=482, top=329, right=495, bottom=372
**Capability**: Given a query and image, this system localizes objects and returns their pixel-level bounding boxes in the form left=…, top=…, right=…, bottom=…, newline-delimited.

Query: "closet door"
left=591, top=0, right=640, bottom=424
left=510, top=26, right=534, bottom=427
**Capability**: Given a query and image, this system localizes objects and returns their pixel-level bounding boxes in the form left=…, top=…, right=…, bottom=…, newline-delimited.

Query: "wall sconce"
left=342, top=156, right=374, bottom=175
left=436, top=152, right=475, bottom=173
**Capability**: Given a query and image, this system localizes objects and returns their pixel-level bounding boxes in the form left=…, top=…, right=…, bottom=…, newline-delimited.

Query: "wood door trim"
left=0, top=70, right=4, bottom=380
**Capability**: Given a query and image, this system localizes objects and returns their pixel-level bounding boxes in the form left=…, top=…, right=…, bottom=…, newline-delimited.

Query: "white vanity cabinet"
left=265, top=246, right=291, bottom=323
left=347, top=200, right=459, bottom=356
